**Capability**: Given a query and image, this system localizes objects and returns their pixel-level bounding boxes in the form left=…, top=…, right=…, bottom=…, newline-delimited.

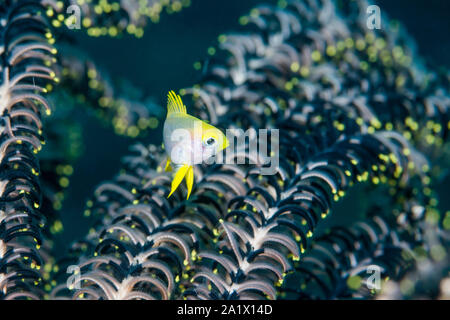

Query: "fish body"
left=163, top=90, right=228, bottom=199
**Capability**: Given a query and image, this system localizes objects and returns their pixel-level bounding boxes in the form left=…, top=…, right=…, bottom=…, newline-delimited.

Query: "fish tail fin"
left=165, top=158, right=172, bottom=172
left=185, top=166, right=194, bottom=200
left=167, top=90, right=186, bottom=116
left=168, top=164, right=190, bottom=198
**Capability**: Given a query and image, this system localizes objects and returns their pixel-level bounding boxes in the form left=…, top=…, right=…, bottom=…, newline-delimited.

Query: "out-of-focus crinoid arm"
left=376, top=219, right=450, bottom=300
left=30, top=43, right=162, bottom=230
left=53, top=45, right=163, bottom=138
left=278, top=214, right=413, bottom=299
left=181, top=130, right=426, bottom=299
left=50, top=0, right=449, bottom=300
left=0, top=0, right=58, bottom=299
left=38, top=88, right=83, bottom=234
left=279, top=150, right=437, bottom=299
left=45, top=0, right=190, bottom=38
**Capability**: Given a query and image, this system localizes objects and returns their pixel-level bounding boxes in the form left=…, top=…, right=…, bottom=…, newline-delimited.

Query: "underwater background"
left=0, top=0, right=449, bottom=299
left=58, top=0, right=450, bottom=252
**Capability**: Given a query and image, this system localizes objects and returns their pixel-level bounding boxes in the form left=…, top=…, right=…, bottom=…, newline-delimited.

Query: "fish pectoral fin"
left=165, top=158, right=172, bottom=172
left=168, top=164, right=190, bottom=198
left=185, top=166, right=194, bottom=200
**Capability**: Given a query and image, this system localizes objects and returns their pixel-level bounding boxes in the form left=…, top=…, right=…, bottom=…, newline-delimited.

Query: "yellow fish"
left=163, top=90, right=229, bottom=199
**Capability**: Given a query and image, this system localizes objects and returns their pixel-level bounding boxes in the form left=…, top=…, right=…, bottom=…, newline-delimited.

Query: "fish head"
left=200, top=121, right=229, bottom=161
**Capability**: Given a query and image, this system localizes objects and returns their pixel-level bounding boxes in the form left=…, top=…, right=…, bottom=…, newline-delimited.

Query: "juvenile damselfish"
left=163, top=90, right=229, bottom=199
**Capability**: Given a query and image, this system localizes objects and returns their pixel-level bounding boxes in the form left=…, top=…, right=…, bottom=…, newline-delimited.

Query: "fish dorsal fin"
left=167, top=90, right=186, bottom=116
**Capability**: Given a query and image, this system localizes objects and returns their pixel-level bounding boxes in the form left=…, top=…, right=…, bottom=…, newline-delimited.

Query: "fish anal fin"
left=168, top=164, right=189, bottom=198
left=185, top=166, right=194, bottom=200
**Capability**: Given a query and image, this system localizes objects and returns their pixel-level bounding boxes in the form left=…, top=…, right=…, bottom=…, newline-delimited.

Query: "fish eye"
left=205, top=137, right=216, bottom=146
